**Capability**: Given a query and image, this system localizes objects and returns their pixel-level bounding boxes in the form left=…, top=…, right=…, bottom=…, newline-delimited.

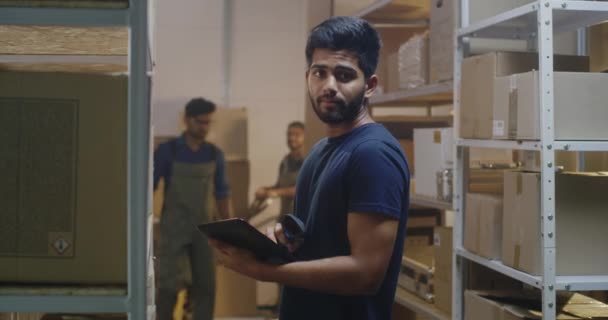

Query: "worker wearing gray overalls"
left=254, top=121, right=305, bottom=217
left=154, top=98, right=231, bottom=320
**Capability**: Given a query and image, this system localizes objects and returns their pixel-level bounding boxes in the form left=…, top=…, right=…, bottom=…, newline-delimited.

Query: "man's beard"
left=309, top=89, right=366, bottom=125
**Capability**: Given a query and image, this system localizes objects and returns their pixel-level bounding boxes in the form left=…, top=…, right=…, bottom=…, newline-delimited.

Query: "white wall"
left=151, top=0, right=225, bottom=136
left=151, top=0, right=308, bottom=212
left=230, top=0, right=308, bottom=194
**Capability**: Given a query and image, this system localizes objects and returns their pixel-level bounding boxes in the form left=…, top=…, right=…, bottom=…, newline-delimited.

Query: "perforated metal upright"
left=453, top=1, right=608, bottom=319
left=0, top=1, right=152, bottom=319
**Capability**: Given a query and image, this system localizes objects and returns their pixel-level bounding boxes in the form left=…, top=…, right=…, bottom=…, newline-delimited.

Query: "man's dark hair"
left=288, top=121, right=305, bottom=130
left=185, top=97, right=216, bottom=117
left=305, top=16, right=382, bottom=80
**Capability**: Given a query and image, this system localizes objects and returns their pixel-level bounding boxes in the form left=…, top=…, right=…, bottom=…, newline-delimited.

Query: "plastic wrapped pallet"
left=398, top=31, right=429, bottom=89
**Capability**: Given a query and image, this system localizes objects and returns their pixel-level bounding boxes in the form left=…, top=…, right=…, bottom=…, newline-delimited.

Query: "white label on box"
left=434, top=232, right=440, bottom=246
left=493, top=120, right=505, bottom=136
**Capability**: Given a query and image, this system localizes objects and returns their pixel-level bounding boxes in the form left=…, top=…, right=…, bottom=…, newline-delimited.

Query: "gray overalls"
left=157, top=141, right=216, bottom=320
left=277, top=155, right=302, bottom=218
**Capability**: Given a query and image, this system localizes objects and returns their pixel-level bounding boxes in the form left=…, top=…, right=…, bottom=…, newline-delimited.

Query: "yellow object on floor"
left=173, top=289, right=188, bottom=320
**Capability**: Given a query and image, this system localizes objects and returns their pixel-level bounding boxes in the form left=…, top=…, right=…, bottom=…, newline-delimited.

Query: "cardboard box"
left=465, top=290, right=608, bottom=320
left=405, top=245, right=435, bottom=268
left=590, top=22, right=608, bottom=72
left=430, top=0, right=455, bottom=83
left=464, top=193, right=503, bottom=260
left=414, top=128, right=453, bottom=199
left=493, top=71, right=608, bottom=140
left=214, top=266, right=257, bottom=317
left=225, top=160, right=251, bottom=219
left=585, top=152, right=608, bottom=171
left=468, top=168, right=508, bottom=195
left=460, top=52, right=589, bottom=139
left=398, top=31, right=429, bottom=89
left=434, top=227, right=453, bottom=315
left=502, top=171, right=608, bottom=275
left=0, top=71, right=128, bottom=284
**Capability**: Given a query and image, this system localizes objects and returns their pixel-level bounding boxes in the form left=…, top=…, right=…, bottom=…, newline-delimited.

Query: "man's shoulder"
left=204, top=142, right=225, bottom=159
left=155, top=137, right=178, bottom=154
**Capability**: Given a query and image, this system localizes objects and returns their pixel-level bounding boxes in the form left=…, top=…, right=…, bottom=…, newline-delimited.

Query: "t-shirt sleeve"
left=214, top=148, right=231, bottom=199
left=346, top=140, right=408, bottom=219
left=153, top=143, right=170, bottom=191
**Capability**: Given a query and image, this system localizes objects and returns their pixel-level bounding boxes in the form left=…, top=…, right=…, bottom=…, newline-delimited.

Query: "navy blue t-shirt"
left=280, top=123, right=410, bottom=320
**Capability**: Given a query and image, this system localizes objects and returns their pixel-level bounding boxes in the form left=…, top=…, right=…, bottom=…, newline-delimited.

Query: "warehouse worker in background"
left=251, top=121, right=306, bottom=217
left=154, top=97, right=231, bottom=320
left=209, top=16, right=410, bottom=320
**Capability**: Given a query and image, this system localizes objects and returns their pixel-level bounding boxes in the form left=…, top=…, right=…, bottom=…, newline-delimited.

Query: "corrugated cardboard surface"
left=398, top=31, right=429, bottom=89
left=214, top=266, right=258, bottom=317
left=465, top=290, right=503, bottom=320
left=0, top=26, right=127, bottom=55
left=503, top=171, right=608, bottom=275
left=468, top=168, right=508, bottom=195
left=585, top=152, right=608, bottom=171
left=433, top=227, right=452, bottom=315
left=502, top=171, right=541, bottom=275
left=508, top=71, right=608, bottom=140
left=590, top=22, right=608, bottom=72
left=0, top=71, right=127, bottom=284
left=429, top=0, right=455, bottom=83
left=375, top=28, right=424, bottom=94
left=460, top=52, right=588, bottom=139
left=464, top=193, right=503, bottom=260
left=555, top=172, right=608, bottom=275
left=465, top=290, right=608, bottom=320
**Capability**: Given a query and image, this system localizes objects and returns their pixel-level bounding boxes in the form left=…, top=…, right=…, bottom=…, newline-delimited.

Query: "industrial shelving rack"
left=452, top=1, right=608, bottom=319
left=0, top=1, right=152, bottom=319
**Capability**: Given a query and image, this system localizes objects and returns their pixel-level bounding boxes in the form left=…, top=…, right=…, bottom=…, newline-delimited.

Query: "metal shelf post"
left=127, top=0, right=151, bottom=319
left=538, top=2, right=557, bottom=319
left=0, top=1, right=151, bottom=318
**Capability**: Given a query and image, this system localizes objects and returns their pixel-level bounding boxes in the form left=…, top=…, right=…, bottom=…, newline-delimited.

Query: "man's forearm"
left=216, top=197, right=231, bottom=219
left=255, top=256, right=380, bottom=296
left=268, top=186, right=296, bottom=198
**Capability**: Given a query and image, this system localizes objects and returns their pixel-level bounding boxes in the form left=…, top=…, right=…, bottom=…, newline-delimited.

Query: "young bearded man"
left=209, top=16, right=410, bottom=320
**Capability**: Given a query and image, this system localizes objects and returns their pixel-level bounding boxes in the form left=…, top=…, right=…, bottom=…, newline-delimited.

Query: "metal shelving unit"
left=453, top=1, right=608, bottom=320
left=0, top=1, right=151, bottom=319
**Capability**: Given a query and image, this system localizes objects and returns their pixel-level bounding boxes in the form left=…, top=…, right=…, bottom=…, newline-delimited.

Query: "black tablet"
left=199, top=218, right=294, bottom=264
